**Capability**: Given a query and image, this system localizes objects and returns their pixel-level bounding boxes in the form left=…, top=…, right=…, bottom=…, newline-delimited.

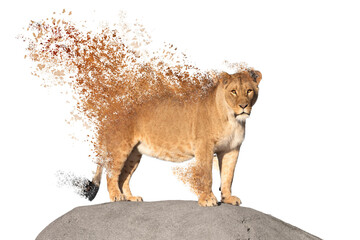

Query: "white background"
left=1, top=1, right=359, bottom=239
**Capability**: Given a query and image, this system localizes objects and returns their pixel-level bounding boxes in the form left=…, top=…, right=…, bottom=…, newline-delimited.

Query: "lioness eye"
left=247, top=89, right=253, bottom=94
left=231, top=90, right=237, bottom=96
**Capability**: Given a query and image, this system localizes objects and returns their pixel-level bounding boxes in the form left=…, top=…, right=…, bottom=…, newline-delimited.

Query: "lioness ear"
left=219, top=72, right=231, bottom=86
left=250, top=70, right=262, bottom=84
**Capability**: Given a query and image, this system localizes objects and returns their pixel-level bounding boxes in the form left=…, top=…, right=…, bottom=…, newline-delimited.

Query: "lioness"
left=84, top=69, right=262, bottom=207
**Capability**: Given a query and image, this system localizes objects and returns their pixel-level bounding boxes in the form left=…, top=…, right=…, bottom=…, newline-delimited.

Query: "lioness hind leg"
left=118, top=148, right=143, bottom=202
left=106, top=141, right=137, bottom=202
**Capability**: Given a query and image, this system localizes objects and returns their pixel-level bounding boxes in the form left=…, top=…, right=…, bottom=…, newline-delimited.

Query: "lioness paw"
left=198, top=192, right=218, bottom=207
left=127, top=196, right=143, bottom=202
left=109, top=191, right=126, bottom=202
left=221, top=195, right=242, bottom=206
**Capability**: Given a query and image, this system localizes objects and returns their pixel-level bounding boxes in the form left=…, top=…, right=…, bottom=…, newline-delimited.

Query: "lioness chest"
left=214, top=119, right=245, bottom=152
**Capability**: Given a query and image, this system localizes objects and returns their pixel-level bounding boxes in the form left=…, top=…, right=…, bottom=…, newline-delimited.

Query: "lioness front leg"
left=218, top=148, right=242, bottom=206
left=195, top=143, right=218, bottom=207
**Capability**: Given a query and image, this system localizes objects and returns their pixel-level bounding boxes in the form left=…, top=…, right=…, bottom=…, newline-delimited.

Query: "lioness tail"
left=82, top=165, right=103, bottom=201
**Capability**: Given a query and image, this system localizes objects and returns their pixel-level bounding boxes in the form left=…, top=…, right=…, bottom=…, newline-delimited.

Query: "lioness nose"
left=239, top=104, right=248, bottom=109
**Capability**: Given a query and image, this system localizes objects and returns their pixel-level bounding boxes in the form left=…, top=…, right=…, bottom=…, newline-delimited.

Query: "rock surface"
left=36, top=201, right=321, bottom=240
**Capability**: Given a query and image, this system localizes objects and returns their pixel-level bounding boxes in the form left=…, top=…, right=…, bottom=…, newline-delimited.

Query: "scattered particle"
left=22, top=12, right=249, bottom=192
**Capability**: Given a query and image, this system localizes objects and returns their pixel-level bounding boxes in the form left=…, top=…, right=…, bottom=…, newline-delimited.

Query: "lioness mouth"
left=235, top=112, right=249, bottom=117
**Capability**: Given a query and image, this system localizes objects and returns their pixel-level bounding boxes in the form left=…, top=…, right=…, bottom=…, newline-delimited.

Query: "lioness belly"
left=137, top=142, right=194, bottom=162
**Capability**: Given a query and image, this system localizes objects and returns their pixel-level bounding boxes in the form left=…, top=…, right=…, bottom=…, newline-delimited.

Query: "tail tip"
left=82, top=180, right=99, bottom=201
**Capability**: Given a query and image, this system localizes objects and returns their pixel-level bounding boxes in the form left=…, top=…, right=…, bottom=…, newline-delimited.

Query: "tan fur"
left=92, top=69, right=262, bottom=206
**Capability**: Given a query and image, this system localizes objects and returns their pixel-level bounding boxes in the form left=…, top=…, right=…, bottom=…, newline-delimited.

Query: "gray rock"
left=36, top=201, right=322, bottom=240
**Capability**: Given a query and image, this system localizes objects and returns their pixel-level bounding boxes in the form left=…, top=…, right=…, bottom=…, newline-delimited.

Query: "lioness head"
left=219, top=70, right=262, bottom=121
